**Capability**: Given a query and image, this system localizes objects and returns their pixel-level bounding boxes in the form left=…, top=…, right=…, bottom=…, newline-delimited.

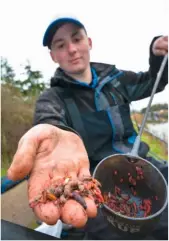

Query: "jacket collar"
left=50, top=62, right=117, bottom=88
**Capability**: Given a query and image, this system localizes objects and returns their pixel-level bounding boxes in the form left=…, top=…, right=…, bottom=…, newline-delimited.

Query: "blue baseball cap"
left=43, top=16, right=86, bottom=49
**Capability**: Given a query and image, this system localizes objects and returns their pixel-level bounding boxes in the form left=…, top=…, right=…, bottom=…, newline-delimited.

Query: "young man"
left=8, top=16, right=168, bottom=239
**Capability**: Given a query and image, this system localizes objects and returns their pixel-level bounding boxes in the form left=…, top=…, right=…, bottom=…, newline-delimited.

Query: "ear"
left=88, top=37, right=92, bottom=50
left=50, top=50, right=58, bottom=63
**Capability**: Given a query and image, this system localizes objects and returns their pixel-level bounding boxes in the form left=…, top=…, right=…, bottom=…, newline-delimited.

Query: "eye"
left=74, top=38, right=81, bottom=43
left=57, top=44, right=64, bottom=49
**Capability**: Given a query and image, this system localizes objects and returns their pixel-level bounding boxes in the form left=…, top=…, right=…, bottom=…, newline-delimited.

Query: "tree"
left=19, top=61, right=45, bottom=96
left=1, top=58, right=46, bottom=96
left=141, top=103, right=168, bottom=113
left=1, top=57, right=16, bottom=85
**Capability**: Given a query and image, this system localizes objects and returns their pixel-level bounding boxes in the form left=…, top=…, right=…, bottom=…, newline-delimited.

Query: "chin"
left=67, top=65, right=86, bottom=75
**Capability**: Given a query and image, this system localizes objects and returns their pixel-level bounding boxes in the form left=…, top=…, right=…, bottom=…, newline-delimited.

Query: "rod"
left=131, top=54, right=168, bottom=156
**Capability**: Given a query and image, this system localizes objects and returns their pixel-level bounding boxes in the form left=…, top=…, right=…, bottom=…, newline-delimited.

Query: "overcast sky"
left=1, top=0, right=168, bottom=110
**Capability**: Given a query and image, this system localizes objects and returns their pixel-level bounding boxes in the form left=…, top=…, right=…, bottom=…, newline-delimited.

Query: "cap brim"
left=43, top=17, right=85, bottom=48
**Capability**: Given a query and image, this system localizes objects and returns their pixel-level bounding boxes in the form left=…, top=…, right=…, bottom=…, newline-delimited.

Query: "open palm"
left=7, top=124, right=94, bottom=225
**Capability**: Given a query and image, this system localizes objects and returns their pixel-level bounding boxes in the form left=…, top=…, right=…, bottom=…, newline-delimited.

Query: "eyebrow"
left=52, top=38, right=64, bottom=45
left=71, top=30, right=81, bottom=37
left=52, top=30, right=81, bottom=45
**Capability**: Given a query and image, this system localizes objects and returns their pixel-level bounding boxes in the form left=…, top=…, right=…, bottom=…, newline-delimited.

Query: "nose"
left=67, top=43, right=77, bottom=54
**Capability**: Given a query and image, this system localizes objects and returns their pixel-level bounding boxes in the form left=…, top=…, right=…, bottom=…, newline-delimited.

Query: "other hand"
left=152, top=36, right=168, bottom=56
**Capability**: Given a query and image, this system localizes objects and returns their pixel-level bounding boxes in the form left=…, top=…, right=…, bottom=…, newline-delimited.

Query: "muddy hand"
left=7, top=124, right=97, bottom=227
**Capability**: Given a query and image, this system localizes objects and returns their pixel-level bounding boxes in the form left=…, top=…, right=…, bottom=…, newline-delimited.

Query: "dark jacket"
left=33, top=37, right=168, bottom=169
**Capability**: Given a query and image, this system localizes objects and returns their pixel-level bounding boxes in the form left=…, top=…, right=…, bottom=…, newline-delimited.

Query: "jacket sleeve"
left=33, top=87, right=79, bottom=135
left=118, top=36, right=168, bottom=102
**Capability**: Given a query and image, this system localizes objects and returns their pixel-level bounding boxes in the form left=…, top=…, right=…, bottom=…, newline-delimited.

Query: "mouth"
left=69, top=57, right=81, bottom=64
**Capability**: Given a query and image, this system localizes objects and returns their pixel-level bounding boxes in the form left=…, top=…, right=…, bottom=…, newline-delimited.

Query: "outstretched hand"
left=7, top=124, right=99, bottom=227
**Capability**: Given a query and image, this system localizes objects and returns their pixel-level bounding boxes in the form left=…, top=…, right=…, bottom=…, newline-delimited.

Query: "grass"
left=133, top=123, right=168, bottom=161
left=141, top=133, right=168, bottom=160
left=1, top=168, right=7, bottom=178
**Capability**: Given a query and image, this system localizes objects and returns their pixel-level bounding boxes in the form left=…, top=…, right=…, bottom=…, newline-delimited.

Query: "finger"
left=61, top=199, right=88, bottom=228
left=161, top=40, right=168, bottom=50
left=163, top=36, right=168, bottom=41
left=28, top=169, right=51, bottom=201
left=28, top=167, right=62, bottom=225
left=156, top=38, right=168, bottom=51
left=34, top=202, right=60, bottom=225
left=154, top=49, right=168, bottom=56
left=157, top=43, right=168, bottom=51
left=7, top=138, right=38, bottom=181
left=84, top=197, right=97, bottom=218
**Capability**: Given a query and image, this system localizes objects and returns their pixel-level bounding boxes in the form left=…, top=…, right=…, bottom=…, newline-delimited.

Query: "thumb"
left=7, top=138, right=38, bottom=181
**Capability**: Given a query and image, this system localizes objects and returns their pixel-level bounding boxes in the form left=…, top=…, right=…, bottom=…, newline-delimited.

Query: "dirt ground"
left=1, top=180, right=38, bottom=229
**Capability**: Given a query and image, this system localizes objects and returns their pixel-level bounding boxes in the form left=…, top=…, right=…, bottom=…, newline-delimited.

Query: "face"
left=50, top=23, right=92, bottom=75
